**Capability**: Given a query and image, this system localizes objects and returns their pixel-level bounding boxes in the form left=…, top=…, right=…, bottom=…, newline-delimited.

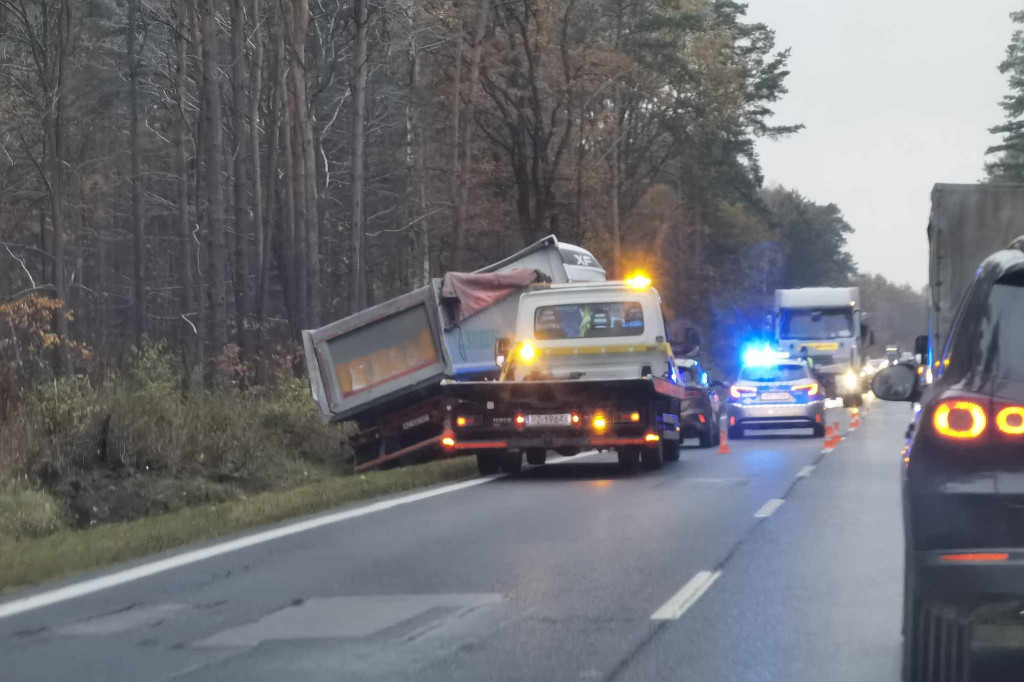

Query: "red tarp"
left=440, top=269, right=540, bottom=324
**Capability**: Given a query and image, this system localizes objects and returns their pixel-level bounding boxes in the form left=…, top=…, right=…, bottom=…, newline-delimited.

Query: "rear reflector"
left=940, top=552, right=1009, bottom=563
left=697, top=414, right=706, bottom=424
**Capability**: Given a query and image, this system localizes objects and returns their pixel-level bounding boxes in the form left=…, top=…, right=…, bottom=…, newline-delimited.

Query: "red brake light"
left=791, top=382, right=819, bottom=396
left=933, top=400, right=987, bottom=440
left=996, top=405, right=1024, bottom=435
left=730, top=385, right=756, bottom=399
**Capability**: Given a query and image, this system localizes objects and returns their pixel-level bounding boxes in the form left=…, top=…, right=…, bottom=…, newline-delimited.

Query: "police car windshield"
left=534, top=302, right=643, bottom=339
left=780, top=309, right=853, bottom=339
left=740, top=363, right=808, bottom=383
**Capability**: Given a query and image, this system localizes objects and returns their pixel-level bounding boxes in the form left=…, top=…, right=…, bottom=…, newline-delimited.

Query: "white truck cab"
left=502, top=282, right=677, bottom=383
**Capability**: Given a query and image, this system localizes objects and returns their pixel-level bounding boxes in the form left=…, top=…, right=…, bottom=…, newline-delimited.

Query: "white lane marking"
left=796, top=465, right=815, bottom=478
left=754, top=498, right=785, bottom=518
left=0, top=474, right=503, bottom=621
left=545, top=450, right=601, bottom=465
left=651, top=570, right=722, bottom=621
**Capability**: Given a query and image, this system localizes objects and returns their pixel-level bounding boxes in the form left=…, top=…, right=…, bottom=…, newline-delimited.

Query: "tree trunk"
left=201, top=0, right=229, bottom=355
left=350, top=0, right=368, bottom=311
left=128, top=0, right=146, bottom=347
left=175, top=1, right=195, bottom=362
left=231, top=0, right=250, bottom=356
left=451, top=0, right=489, bottom=271
left=280, top=55, right=298, bottom=325
left=251, top=0, right=266, bottom=344
left=46, top=1, right=73, bottom=377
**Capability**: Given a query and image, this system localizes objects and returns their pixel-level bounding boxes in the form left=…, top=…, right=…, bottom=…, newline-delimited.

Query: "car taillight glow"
left=933, top=400, right=987, bottom=440
left=730, top=385, right=756, bottom=399
left=996, top=405, right=1024, bottom=435
left=791, top=382, right=819, bottom=396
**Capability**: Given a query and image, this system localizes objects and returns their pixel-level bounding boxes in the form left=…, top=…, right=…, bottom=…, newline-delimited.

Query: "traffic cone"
left=827, top=424, right=838, bottom=449
left=822, top=421, right=831, bottom=448
left=717, top=426, right=731, bottom=454
left=850, top=408, right=861, bottom=430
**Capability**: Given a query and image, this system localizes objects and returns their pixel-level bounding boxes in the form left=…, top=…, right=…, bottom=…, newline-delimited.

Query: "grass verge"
left=0, top=457, right=479, bottom=593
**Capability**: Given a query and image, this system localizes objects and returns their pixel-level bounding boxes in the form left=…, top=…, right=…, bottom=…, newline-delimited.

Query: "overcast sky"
left=744, top=0, right=1019, bottom=289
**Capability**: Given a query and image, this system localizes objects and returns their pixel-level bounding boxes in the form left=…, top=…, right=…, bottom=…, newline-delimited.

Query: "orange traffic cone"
left=717, top=426, right=731, bottom=454
left=822, top=421, right=831, bottom=448
left=827, top=424, right=838, bottom=449
left=850, top=408, right=861, bottom=430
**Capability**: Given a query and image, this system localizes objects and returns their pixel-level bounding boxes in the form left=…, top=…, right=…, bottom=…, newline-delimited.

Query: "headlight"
left=842, top=371, right=859, bottom=390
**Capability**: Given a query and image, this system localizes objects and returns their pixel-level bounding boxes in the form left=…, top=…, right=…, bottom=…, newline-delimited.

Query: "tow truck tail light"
left=730, top=385, right=756, bottom=399
left=515, top=413, right=526, bottom=430
left=592, top=413, right=608, bottom=431
left=455, top=415, right=480, bottom=428
left=933, top=400, right=987, bottom=440
left=571, top=410, right=582, bottom=427
left=644, top=432, right=660, bottom=442
left=615, top=411, right=642, bottom=423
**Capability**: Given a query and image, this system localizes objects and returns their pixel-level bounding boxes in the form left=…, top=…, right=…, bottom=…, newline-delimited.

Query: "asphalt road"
left=0, top=400, right=909, bottom=682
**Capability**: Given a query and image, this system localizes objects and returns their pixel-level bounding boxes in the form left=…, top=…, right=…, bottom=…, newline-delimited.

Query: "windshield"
left=739, top=363, right=809, bottom=383
left=534, top=302, right=644, bottom=339
left=780, top=309, right=853, bottom=339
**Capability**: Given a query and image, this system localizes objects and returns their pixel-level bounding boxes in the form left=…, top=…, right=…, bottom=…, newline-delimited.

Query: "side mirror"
left=914, top=335, right=928, bottom=360
left=710, top=379, right=726, bottom=389
left=871, top=365, right=917, bottom=402
left=495, top=338, right=512, bottom=367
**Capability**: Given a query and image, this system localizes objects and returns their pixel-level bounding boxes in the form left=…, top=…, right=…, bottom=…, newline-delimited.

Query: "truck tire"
left=641, top=444, right=664, bottom=470
left=617, top=448, right=640, bottom=472
left=663, top=438, right=681, bottom=462
left=525, top=448, right=547, bottom=466
left=476, top=453, right=500, bottom=476
left=498, top=452, right=523, bottom=475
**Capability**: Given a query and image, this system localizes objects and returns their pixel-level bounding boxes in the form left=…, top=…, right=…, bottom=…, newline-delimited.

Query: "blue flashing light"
left=742, top=342, right=789, bottom=368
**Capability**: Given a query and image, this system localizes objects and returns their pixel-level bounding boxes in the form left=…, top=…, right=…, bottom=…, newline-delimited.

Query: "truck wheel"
left=525, top=448, right=547, bottom=466
left=903, top=596, right=970, bottom=682
left=641, top=444, right=664, bottom=470
left=476, top=453, right=500, bottom=476
left=617, top=448, right=640, bottom=472
left=498, top=452, right=523, bottom=475
left=663, top=438, right=681, bottom=462
left=698, top=427, right=713, bottom=449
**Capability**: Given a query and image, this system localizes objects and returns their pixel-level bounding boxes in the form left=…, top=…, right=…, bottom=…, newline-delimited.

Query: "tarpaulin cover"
left=440, top=268, right=539, bottom=323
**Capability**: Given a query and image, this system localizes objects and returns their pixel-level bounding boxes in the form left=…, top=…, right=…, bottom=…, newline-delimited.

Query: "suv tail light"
left=933, top=400, right=987, bottom=440
left=995, top=404, right=1024, bottom=435
left=791, top=382, right=819, bottom=397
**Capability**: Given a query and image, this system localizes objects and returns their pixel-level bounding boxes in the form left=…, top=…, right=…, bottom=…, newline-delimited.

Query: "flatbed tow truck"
left=440, top=275, right=699, bottom=474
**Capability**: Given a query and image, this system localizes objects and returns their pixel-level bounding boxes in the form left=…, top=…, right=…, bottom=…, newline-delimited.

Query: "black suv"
left=873, top=240, right=1024, bottom=680
left=676, top=358, right=720, bottom=448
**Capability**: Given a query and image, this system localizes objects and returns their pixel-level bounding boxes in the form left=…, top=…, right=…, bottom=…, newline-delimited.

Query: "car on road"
left=872, top=238, right=1024, bottom=680
left=726, top=356, right=826, bottom=439
left=676, top=358, right=721, bottom=448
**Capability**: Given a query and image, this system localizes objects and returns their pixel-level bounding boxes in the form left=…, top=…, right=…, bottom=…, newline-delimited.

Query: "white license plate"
left=760, top=392, right=793, bottom=402
left=525, top=413, right=572, bottom=427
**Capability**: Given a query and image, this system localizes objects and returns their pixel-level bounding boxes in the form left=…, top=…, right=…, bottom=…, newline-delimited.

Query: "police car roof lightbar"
left=742, top=343, right=791, bottom=367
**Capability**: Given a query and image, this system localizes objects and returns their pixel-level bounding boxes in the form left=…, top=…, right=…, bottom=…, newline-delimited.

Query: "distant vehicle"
left=726, top=351, right=826, bottom=439
left=771, top=287, right=874, bottom=406
left=301, top=235, right=605, bottom=470
left=886, top=344, right=900, bottom=364
left=676, top=358, right=720, bottom=448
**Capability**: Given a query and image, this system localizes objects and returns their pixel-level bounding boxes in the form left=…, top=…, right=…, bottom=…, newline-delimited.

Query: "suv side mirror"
left=871, top=365, right=917, bottom=402
left=495, top=338, right=512, bottom=367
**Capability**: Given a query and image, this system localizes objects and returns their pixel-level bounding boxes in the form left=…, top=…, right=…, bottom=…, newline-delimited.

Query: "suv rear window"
left=739, top=363, right=808, bottom=382
left=534, top=302, right=644, bottom=339
left=957, top=278, right=1024, bottom=382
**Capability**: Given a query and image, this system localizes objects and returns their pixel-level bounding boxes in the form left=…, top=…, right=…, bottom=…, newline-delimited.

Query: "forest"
left=0, top=0, right=887, bottom=550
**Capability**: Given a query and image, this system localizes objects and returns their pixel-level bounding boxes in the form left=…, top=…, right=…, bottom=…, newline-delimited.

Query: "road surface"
left=0, top=401, right=908, bottom=681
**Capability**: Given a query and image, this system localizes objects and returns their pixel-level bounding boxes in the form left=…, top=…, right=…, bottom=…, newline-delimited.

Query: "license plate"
left=525, top=413, right=572, bottom=427
left=760, top=392, right=793, bottom=402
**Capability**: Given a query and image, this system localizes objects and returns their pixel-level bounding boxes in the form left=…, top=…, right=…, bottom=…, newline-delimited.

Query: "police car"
left=726, top=346, right=827, bottom=439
